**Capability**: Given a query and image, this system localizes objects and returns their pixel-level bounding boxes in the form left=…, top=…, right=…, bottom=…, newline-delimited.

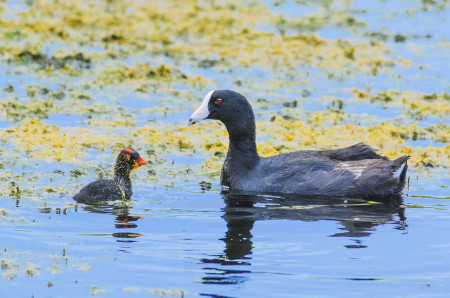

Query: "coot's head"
left=188, top=90, right=254, bottom=129
left=117, top=148, right=147, bottom=171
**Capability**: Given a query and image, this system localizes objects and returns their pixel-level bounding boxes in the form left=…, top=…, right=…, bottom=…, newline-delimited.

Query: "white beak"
left=188, top=90, right=214, bottom=126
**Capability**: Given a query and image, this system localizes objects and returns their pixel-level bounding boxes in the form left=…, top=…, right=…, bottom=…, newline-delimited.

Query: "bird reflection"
left=200, top=191, right=406, bottom=286
left=80, top=203, right=142, bottom=244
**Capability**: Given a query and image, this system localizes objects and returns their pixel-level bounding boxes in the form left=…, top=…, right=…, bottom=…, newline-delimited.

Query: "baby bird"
left=74, top=148, right=147, bottom=204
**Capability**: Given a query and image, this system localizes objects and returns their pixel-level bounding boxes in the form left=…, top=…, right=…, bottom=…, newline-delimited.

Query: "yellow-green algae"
left=0, top=0, right=448, bottom=200
left=123, top=286, right=186, bottom=296
left=11, top=116, right=450, bottom=166
left=351, top=88, right=450, bottom=119
left=1, top=115, right=448, bottom=200
left=0, top=248, right=94, bottom=281
left=90, top=286, right=106, bottom=295
left=0, top=0, right=402, bottom=73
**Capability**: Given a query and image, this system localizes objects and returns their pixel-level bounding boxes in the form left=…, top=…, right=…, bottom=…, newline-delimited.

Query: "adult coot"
left=74, top=149, right=147, bottom=204
left=188, top=90, right=408, bottom=198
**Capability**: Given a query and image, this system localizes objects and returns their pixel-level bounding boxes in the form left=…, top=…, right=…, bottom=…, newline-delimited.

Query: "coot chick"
left=188, top=90, right=408, bottom=198
left=74, top=149, right=147, bottom=204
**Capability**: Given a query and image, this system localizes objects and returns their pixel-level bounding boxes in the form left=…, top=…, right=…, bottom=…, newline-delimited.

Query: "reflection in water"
left=200, top=192, right=406, bottom=287
left=81, top=203, right=142, bottom=244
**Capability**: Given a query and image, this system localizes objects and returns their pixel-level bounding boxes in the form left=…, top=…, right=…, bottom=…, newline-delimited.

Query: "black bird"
left=74, top=148, right=147, bottom=204
left=188, top=90, right=408, bottom=198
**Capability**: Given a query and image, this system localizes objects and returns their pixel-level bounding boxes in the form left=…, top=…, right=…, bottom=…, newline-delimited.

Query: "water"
left=1, top=0, right=449, bottom=297
left=1, top=177, right=449, bottom=297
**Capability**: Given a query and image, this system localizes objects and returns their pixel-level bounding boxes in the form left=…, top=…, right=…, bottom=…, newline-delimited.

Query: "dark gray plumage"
left=73, top=149, right=147, bottom=204
left=188, top=90, right=408, bottom=198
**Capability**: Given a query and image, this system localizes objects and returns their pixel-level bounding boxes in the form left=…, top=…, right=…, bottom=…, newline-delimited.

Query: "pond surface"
left=1, top=177, right=450, bottom=297
left=0, top=0, right=449, bottom=297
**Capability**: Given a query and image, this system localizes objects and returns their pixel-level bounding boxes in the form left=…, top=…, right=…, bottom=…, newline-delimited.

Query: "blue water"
left=0, top=176, right=449, bottom=297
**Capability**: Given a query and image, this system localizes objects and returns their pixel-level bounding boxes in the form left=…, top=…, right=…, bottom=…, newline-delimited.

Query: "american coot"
left=73, top=149, right=147, bottom=204
left=188, top=90, right=408, bottom=198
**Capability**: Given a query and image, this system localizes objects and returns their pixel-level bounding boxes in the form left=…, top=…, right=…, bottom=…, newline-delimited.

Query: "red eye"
left=216, top=98, right=222, bottom=104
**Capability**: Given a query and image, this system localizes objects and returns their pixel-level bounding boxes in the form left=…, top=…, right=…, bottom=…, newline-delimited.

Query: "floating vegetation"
left=12, top=50, right=91, bottom=70
left=352, top=88, right=450, bottom=119
left=0, top=0, right=447, bottom=214
left=97, top=63, right=187, bottom=85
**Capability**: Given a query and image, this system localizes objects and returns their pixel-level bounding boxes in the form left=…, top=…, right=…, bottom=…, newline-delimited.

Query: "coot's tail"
left=392, top=155, right=409, bottom=192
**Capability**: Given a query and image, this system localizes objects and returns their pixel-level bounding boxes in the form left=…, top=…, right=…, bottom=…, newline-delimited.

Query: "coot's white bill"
left=188, top=90, right=214, bottom=125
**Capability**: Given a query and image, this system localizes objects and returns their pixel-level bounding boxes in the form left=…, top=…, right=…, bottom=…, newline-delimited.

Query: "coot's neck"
left=114, top=163, right=132, bottom=190
left=224, top=115, right=260, bottom=169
